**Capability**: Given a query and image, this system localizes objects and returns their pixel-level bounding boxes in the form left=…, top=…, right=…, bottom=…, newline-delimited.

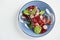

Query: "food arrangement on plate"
left=21, top=6, right=52, bottom=34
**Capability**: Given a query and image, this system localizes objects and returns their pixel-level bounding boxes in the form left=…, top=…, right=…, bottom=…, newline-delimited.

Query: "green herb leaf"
left=23, top=10, right=30, bottom=15
left=31, top=7, right=37, bottom=15
left=40, top=10, right=45, bottom=15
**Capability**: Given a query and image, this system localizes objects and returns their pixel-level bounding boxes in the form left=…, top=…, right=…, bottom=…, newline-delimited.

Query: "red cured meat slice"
left=38, top=20, right=44, bottom=27
left=40, top=28, right=47, bottom=34
left=31, top=15, right=45, bottom=27
left=27, top=6, right=35, bottom=11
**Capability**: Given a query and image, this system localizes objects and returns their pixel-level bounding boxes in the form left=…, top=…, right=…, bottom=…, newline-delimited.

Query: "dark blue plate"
left=18, top=1, right=55, bottom=37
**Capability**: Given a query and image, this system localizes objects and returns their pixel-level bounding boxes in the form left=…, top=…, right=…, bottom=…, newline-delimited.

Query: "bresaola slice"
left=27, top=6, right=35, bottom=11
left=31, top=15, right=45, bottom=27
left=40, top=15, right=51, bottom=25
left=40, top=28, right=47, bottom=34
left=40, top=25, right=48, bottom=34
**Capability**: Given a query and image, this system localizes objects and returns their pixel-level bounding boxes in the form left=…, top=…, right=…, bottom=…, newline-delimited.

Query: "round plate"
left=18, top=1, right=55, bottom=37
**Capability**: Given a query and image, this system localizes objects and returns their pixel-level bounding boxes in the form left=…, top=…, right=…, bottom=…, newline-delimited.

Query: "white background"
left=0, top=0, right=60, bottom=40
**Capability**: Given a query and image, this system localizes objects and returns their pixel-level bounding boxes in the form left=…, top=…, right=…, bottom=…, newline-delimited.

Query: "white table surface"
left=0, top=0, right=60, bottom=40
